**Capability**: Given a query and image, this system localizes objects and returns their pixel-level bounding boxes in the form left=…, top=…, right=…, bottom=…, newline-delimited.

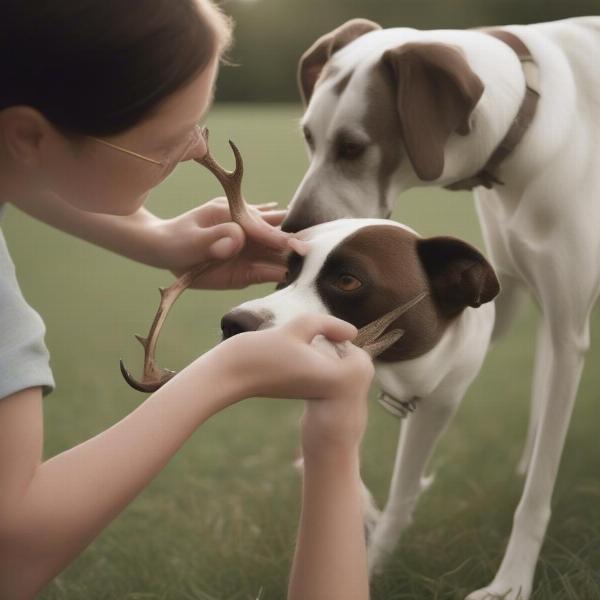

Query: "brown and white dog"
left=221, top=218, right=499, bottom=584
left=281, top=16, right=600, bottom=600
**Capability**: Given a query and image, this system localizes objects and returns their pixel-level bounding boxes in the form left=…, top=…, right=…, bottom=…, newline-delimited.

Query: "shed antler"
left=120, top=128, right=251, bottom=392
left=353, top=290, right=429, bottom=358
left=120, top=128, right=429, bottom=392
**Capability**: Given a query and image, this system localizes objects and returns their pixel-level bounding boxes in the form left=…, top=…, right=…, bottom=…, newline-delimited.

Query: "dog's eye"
left=334, top=274, right=362, bottom=291
left=337, top=141, right=366, bottom=161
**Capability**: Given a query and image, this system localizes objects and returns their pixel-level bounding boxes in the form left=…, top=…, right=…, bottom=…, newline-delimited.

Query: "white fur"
left=293, top=16, right=600, bottom=600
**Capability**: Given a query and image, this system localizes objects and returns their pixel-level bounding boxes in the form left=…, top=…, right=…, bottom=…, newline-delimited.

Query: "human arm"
left=288, top=341, right=373, bottom=600
left=288, top=447, right=368, bottom=600
left=9, top=192, right=289, bottom=288
left=0, top=315, right=358, bottom=600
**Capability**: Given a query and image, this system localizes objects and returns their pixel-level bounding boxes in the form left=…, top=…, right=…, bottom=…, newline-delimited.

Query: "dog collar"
left=445, top=29, right=540, bottom=191
left=378, top=390, right=420, bottom=419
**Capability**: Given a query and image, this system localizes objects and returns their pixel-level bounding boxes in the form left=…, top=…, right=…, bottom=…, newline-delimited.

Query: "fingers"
left=254, top=202, right=279, bottom=211
left=288, top=238, right=311, bottom=256
left=205, top=223, right=245, bottom=259
left=258, top=210, right=287, bottom=226
left=196, top=198, right=288, bottom=248
left=240, top=213, right=291, bottom=250
left=243, top=263, right=288, bottom=286
left=285, top=314, right=358, bottom=344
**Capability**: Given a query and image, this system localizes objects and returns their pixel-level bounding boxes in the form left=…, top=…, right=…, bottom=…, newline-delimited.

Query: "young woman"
left=0, top=2, right=373, bottom=599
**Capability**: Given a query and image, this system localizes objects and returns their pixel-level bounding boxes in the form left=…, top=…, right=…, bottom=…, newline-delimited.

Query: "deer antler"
left=120, top=128, right=251, bottom=392
left=353, top=291, right=429, bottom=358
left=120, top=127, right=428, bottom=391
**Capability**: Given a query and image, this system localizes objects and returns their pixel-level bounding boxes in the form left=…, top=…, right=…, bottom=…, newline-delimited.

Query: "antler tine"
left=121, top=130, right=249, bottom=392
left=119, top=268, right=204, bottom=392
left=354, top=291, right=429, bottom=357
left=196, top=128, right=248, bottom=225
left=361, top=329, right=405, bottom=359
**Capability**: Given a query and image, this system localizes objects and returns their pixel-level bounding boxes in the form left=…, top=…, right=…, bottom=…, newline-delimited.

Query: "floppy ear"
left=298, top=18, right=381, bottom=105
left=381, top=43, right=484, bottom=181
left=417, top=236, right=499, bottom=317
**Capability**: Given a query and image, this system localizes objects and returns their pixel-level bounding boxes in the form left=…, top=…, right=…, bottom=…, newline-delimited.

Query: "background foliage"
left=216, top=0, right=600, bottom=102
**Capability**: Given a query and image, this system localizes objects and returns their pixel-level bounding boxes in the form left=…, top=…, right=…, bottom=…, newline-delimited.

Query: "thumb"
left=286, top=314, right=358, bottom=344
left=205, top=223, right=246, bottom=259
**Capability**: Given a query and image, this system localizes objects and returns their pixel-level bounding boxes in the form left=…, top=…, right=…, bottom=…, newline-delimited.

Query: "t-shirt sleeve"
left=0, top=227, right=55, bottom=400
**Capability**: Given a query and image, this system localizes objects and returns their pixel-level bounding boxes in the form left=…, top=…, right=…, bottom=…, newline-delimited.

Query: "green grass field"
left=4, top=105, right=600, bottom=599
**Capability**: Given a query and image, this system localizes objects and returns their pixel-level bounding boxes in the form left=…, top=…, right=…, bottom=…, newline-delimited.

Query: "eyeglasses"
left=89, top=125, right=205, bottom=184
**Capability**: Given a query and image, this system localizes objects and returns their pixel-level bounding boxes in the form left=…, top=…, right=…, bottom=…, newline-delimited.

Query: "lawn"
left=4, top=105, right=600, bottom=599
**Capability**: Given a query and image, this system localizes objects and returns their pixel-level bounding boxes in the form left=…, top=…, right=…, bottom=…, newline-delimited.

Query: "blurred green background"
left=4, top=2, right=600, bottom=599
left=215, top=0, right=600, bottom=102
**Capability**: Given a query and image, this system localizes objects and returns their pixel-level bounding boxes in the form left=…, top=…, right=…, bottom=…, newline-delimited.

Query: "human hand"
left=152, top=197, right=291, bottom=289
left=300, top=338, right=374, bottom=459
left=211, top=314, right=374, bottom=453
left=211, top=314, right=370, bottom=401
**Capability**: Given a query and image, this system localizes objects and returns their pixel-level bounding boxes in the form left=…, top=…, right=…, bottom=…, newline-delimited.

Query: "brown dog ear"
left=381, top=43, right=484, bottom=181
left=298, top=19, right=381, bottom=105
left=417, top=236, right=499, bottom=317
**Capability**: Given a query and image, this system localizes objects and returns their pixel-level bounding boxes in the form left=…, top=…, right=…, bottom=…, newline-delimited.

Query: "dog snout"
left=282, top=196, right=334, bottom=233
left=281, top=212, right=322, bottom=233
left=221, top=310, right=269, bottom=339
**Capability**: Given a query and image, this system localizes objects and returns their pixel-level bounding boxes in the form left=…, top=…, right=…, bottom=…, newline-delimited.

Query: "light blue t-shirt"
left=0, top=203, right=55, bottom=398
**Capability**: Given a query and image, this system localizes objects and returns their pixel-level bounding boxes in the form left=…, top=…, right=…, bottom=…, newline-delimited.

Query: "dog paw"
left=466, top=582, right=531, bottom=600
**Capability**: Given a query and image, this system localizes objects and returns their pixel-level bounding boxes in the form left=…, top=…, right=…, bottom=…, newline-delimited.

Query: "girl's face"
left=44, top=58, right=219, bottom=215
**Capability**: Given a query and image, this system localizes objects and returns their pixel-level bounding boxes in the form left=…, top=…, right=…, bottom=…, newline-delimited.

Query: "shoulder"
left=0, top=226, right=55, bottom=400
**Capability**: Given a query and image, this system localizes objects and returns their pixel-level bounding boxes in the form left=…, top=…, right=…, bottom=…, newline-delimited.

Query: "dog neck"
left=446, top=30, right=540, bottom=191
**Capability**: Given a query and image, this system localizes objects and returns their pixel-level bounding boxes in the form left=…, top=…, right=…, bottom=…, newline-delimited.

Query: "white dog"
left=280, top=16, right=600, bottom=600
left=221, top=218, right=499, bottom=588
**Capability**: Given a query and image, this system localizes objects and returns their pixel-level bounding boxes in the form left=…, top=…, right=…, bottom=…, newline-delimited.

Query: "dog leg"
left=467, top=302, right=591, bottom=600
left=361, top=481, right=382, bottom=542
left=367, top=390, right=461, bottom=576
left=516, top=319, right=551, bottom=476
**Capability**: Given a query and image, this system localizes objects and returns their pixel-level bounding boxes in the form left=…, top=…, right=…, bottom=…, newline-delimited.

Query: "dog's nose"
left=282, top=200, right=331, bottom=233
left=221, top=310, right=267, bottom=339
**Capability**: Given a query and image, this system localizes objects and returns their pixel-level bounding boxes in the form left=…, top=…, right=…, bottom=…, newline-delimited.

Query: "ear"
left=298, top=18, right=381, bottom=105
left=381, top=43, right=484, bottom=181
left=417, top=236, right=499, bottom=317
left=0, top=106, right=49, bottom=167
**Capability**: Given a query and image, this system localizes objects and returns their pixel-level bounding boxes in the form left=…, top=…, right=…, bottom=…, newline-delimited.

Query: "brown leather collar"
left=445, top=30, right=540, bottom=191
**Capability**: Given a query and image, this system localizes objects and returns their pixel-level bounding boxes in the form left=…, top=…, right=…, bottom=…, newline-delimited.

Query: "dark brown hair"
left=1, top=0, right=232, bottom=136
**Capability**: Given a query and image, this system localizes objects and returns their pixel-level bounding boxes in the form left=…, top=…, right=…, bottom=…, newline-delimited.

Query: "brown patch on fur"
left=381, top=42, right=484, bottom=181
left=316, top=225, right=499, bottom=362
left=298, top=19, right=381, bottom=105
left=363, top=65, right=404, bottom=210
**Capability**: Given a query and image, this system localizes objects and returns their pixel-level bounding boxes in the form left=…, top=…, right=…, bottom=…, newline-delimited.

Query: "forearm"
left=10, top=191, right=162, bottom=266
left=288, top=447, right=370, bottom=600
left=0, top=353, right=241, bottom=599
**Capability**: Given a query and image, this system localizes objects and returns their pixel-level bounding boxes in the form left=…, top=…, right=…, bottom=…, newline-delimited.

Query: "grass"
left=4, top=104, right=600, bottom=599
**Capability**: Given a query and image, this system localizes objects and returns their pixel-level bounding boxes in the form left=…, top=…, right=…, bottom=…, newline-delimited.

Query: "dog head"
left=221, top=219, right=499, bottom=362
left=282, top=21, right=494, bottom=233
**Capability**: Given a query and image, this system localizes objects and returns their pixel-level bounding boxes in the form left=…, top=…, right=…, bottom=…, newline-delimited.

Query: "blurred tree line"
left=215, top=0, right=599, bottom=102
